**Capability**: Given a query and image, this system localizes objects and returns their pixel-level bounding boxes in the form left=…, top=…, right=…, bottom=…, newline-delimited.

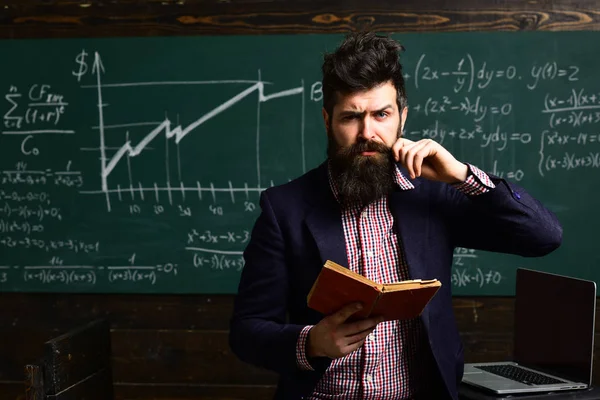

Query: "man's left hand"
left=392, top=138, right=468, bottom=184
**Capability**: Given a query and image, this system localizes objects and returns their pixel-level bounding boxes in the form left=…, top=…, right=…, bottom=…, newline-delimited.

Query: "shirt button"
left=366, top=374, right=373, bottom=382
left=368, top=333, right=375, bottom=341
left=365, top=251, right=374, bottom=258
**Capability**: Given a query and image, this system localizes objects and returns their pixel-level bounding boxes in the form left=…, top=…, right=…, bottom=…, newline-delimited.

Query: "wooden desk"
left=460, top=383, right=600, bottom=400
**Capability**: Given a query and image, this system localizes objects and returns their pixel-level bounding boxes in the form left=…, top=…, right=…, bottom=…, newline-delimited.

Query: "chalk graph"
left=79, top=52, right=308, bottom=212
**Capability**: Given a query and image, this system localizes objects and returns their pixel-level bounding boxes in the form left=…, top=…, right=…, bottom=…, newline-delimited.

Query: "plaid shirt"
left=296, top=163, right=494, bottom=399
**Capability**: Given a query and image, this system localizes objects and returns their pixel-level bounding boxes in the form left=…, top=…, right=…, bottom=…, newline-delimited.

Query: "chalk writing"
left=1, top=35, right=598, bottom=294
left=187, top=229, right=250, bottom=245
left=0, top=237, right=99, bottom=253
left=452, top=267, right=503, bottom=288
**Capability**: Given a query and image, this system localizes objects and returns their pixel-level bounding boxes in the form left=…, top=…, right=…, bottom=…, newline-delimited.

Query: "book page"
left=382, top=280, right=440, bottom=293
left=324, top=260, right=381, bottom=289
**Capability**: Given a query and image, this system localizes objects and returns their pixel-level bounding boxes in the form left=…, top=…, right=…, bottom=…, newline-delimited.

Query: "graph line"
left=100, top=78, right=304, bottom=183
left=91, top=56, right=306, bottom=210
left=82, top=79, right=272, bottom=89
left=93, top=52, right=111, bottom=212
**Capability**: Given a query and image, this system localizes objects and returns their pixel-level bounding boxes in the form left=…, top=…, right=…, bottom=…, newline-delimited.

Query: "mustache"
left=343, top=140, right=391, bottom=156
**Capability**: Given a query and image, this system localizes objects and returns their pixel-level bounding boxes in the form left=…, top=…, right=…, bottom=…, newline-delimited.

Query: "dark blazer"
left=229, top=162, right=562, bottom=400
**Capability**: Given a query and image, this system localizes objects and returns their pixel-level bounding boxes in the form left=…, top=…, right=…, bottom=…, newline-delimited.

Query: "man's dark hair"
left=321, top=31, right=407, bottom=119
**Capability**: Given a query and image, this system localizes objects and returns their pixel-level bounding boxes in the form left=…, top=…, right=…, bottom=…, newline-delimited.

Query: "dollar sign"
left=72, top=49, right=88, bottom=82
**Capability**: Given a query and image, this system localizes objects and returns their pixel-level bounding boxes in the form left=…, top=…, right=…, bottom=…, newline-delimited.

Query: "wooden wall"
left=1, top=1, right=600, bottom=399
left=0, top=294, right=520, bottom=400
left=3, top=0, right=600, bottom=38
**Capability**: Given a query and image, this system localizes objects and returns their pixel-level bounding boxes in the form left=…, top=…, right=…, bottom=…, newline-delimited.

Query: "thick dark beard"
left=328, top=136, right=397, bottom=207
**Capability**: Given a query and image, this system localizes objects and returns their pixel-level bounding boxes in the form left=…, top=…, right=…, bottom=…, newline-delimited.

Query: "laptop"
left=462, top=268, right=596, bottom=395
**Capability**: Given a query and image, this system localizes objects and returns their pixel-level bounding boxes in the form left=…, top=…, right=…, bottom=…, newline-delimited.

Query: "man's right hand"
left=307, top=302, right=384, bottom=359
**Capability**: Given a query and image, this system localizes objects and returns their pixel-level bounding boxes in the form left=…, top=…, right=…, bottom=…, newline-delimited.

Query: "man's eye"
left=376, top=111, right=388, bottom=118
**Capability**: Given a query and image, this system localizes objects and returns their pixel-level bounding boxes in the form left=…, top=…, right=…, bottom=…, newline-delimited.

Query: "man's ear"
left=400, top=106, right=408, bottom=135
left=322, top=108, right=330, bottom=132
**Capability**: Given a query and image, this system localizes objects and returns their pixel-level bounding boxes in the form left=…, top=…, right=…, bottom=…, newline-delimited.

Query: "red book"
left=307, top=260, right=442, bottom=321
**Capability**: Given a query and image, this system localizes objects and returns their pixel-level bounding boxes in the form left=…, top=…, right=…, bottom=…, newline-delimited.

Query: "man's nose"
left=359, top=118, right=376, bottom=141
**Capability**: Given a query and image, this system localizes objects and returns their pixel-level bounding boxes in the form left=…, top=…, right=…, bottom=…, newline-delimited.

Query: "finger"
left=392, top=138, right=413, bottom=162
left=345, top=326, right=376, bottom=345
left=413, top=140, right=435, bottom=178
left=402, top=140, right=429, bottom=179
left=341, top=338, right=368, bottom=356
left=340, top=315, right=383, bottom=336
left=397, top=141, right=418, bottom=175
left=330, top=302, right=363, bottom=326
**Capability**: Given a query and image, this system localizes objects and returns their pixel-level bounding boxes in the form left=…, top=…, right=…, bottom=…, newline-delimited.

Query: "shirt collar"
left=327, top=160, right=415, bottom=205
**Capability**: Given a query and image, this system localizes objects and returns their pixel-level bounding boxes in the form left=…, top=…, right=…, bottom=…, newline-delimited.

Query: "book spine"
left=366, top=291, right=383, bottom=318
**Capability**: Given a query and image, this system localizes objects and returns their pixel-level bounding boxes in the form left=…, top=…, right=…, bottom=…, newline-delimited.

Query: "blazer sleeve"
left=228, top=190, right=307, bottom=374
left=443, top=175, right=563, bottom=256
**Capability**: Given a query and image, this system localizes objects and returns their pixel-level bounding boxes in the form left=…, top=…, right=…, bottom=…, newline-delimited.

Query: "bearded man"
left=229, top=31, right=562, bottom=400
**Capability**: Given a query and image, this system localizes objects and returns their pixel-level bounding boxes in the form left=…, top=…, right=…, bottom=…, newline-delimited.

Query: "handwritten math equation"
left=451, top=248, right=503, bottom=288
left=0, top=256, right=178, bottom=286
left=412, top=54, right=579, bottom=92
left=4, top=84, right=69, bottom=130
left=1, top=162, right=83, bottom=188
left=452, top=267, right=503, bottom=288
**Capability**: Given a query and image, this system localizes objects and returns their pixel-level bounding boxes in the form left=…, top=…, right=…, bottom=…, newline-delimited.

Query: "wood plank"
left=0, top=329, right=51, bottom=381
left=2, top=0, right=600, bottom=8
left=5, top=326, right=600, bottom=384
left=4, top=0, right=600, bottom=12
left=453, top=297, right=515, bottom=334
left=0, top=381, right=276, bottom=400
left=49, top=368, right=113, bottom=400
left=0, top=328, right=277, bottom=384
left=110, top=329, right=277, bottom=385
left=43, top=319, right=112, bottom=396
left=112, top=329, right=600, bottom=384
left=1, top=328, right=275, bottom=384
left=0, top=381, right=26, bottom=400
left=1, top=294, right=599, bottom=385
left=0, top=294, right=516, bottom=331
left=114, top=383, right=276, bottom=400
left=0, top=293, right=235, bottom=330
left=2, top=1, right=600, bottom=39
left=461, top=332, right=513, bottom=362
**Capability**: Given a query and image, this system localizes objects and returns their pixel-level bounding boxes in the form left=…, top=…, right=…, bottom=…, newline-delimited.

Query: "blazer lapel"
left=389, top=191, right=428, bottom=280
left=389, top=172, right=433, bottom=332
left=306, top=204, right=348, bottom=268
left=305, top=164, right=348, bottom=267
left=389, top=165, right=428, bottom=279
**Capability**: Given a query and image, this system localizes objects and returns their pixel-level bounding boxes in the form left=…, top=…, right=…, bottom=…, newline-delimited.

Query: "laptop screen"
left=514, top=268, right=596, bottom=384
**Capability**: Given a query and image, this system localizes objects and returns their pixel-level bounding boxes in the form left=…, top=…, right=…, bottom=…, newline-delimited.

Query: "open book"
left=307, top=260, right=442, bottom=321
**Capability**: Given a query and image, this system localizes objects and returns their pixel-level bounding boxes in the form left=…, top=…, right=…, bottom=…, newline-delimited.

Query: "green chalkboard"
left=0, top=32, right=597, bottom=295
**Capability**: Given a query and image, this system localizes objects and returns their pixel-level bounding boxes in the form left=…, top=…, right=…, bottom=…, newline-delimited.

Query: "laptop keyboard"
left=475, top=364, right=566, bottom=385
